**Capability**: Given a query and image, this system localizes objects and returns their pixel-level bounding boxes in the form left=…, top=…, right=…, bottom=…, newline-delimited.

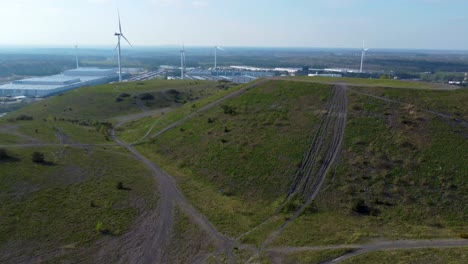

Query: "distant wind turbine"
left=214, top=46, right=224, bottom=69
left=74, top=44, right=79, bottom=69
left=180, top=45, right=186, bottom=79
left=114, top=10, right=132, bottom=82
left=360, top=41, right=369, bottom=73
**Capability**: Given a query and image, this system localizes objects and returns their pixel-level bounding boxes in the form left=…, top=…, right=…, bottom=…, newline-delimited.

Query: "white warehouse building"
left=0, top=68, right=119, bottom=97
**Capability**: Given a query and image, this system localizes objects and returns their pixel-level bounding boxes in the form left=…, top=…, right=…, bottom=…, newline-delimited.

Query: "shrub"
left=0, top=148, right=8, bottom=160
left=117, top=181, right=124, bottom=190
left=139, top=93, right=155, bottom=100
left=31, top=152, right=45, bottom=163
left=221, top=105, right=237, bottom=115
left=115, top=97, right=124, bottom=102
left=352, top=199, right=371, bottom=215
left=460, top=233, right=468, bottom=239
left=16, top=114, right=33, bottom=121
left=118, top=92, right=131, bottom=98
left=95, top=221, right=110, bottom=234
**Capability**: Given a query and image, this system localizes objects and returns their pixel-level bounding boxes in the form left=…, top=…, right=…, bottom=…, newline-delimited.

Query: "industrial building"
left=0, top=68, right=119, bottom=97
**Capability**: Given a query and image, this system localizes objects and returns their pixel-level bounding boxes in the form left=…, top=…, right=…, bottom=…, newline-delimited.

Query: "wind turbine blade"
left=121, top=34, right=133, bottom=47
left=115, top=42, right=119, bottom=51
left=217, top=46, right=225, bottom=51
left=118, top=10, right=122, bottom=33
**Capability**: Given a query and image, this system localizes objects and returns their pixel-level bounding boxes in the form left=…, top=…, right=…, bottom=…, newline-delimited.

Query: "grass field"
left=1, top=77, right=466, bottom=262
left=8, top=79, right=224, bottom=121
left=285, top=76, right=456, bottom=90
left=117, top=81, right=251, bottom=143
left=134, top=79, right=466, bottom=246
left=265, top=88, right=467, bottom=246
left=137, top=80, right=332, bottom=236
left=0, top=145, right=157, bottom=262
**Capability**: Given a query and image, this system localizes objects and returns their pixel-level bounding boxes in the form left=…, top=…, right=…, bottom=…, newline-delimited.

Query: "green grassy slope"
left=0, top=79, right=234, bottom=261
left=137, top=80, right=332, bottom=236
left=135, top=79, right=467, bottom=244
left=0, top=80, right=230, bottom=145
left=285, top=76, right=456, bottom=90
left=0, top=146, right=157, bottom=261
left=9, top=80, right=222, bottom=121
left=267, top=88, right=467, bottom=246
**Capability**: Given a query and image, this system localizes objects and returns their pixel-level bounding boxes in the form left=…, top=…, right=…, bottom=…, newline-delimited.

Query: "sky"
left=0, top=0, right=468, bottom=50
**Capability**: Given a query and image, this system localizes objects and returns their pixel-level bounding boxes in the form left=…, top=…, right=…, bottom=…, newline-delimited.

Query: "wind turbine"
left=114, top=10, right=132, bottom=82
left=214, top=46, right=224, bottom=69
left=74, top=44, right=79, bottom=69
left=360, top=41, right=369, bottom=73
left=180, top=45, right=186, bottom=79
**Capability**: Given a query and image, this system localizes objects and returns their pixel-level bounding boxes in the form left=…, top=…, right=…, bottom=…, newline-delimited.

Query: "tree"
left=32, top=152, right=45, bottom=163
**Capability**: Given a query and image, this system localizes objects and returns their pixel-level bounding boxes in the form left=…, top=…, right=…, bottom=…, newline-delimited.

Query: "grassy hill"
left=0, top=79, right=237, bottom=262
left=134, top=78, right=467, bottom=257
left=1, top=77, right=466, bottom=263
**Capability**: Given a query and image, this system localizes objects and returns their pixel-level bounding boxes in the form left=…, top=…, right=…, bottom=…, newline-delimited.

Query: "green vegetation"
left=10, top=79, right=222, bottom=121
left=268, top=89, right=467, bottom=246
left=118, top=81, right=251, bottom=143
left=0, top=146, right=157, bottom=258
left=137, top=80, right=332, bottom=236
left=341, top=248, right=468, bottom=264
left=1, top=76, right=466, bottom=262
left=287, top=76, right=454, bottom=90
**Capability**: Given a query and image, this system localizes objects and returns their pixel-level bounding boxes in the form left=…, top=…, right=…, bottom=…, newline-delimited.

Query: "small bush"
left=95, top=221, right=110, bottom=234
left=221, top=105, right=237, bottom=115
left=139, top=93, right=155, bottom=100
left=118, top=92, right=131, bottom=98
left=31, top=152, right=45, bottom=163
left=115, top=97, right=124, bottom=102
left=117, top=181, right=124, bottom=190
left=0, top=148, right=9, bottom=160
left=16, top=114, right=33, bottom=121
left=460, top=233, right=468, bottom=239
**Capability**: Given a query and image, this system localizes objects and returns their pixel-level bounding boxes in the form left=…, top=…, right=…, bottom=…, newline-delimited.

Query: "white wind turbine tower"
left=74, top=44, right=79, bottom=69
left=214, top=46, right=224, bottom=69
left=360, top=41, right=369, bottom=73
left=114, top=11, right=132, bottom=82
left=180, top=45, right=186, bottom=79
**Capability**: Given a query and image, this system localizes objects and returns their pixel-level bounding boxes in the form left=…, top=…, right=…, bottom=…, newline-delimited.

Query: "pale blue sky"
left=0, top=0, right=467, bottom=49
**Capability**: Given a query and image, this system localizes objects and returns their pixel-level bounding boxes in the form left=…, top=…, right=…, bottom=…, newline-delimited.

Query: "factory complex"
left=0, top=68, right=119, bottom=98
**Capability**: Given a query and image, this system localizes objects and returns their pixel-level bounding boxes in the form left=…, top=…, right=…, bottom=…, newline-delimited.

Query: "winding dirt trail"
left=111, top=131, right=235, bottom=263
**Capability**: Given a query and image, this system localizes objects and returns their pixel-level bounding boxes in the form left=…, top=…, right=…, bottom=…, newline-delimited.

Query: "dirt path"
left=324, top=239, right=468, bottom=263
left=111, top=130, right=235, bottom=263
left=113, top=107, right=172, bottom=128
left=0, top=124, right=42, bottom=143
left=264, top=239, right=468, bottom=263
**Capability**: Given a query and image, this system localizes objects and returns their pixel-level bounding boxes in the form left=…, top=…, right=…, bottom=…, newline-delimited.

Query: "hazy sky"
left=1, top=0, right=467, bottom=49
